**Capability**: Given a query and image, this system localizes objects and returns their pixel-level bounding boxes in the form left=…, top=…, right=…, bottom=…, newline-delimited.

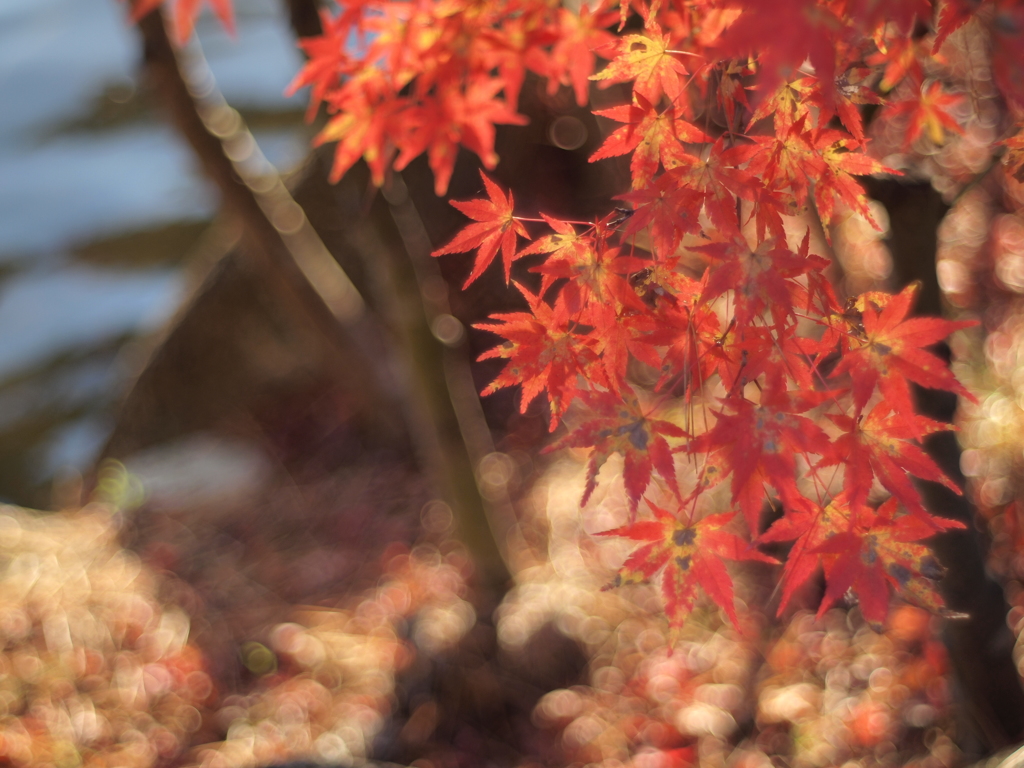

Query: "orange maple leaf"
left=395, top=79, right=528, bottom=196
left=590, top=24, right=690, bottom=105
left=1003, top=125, right=1024, bottom=183
left=591, top=95, right=710, bottom=188
left=888, top=80, right=964, bottom=149
left=315, top=70, right=400, bottom=187
left=432, top=171, right=530, bottom=287
left=475, top=285, right=602, bottom=430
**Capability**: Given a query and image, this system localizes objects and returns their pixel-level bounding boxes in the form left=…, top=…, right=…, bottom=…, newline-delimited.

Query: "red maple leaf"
left=516, top=215, right=595, bottom=279
left=832, top=67, right=883, bottom=144
left=591, top=95, right=711, bottom=188
left=762, top=494, right=957, bottom=622
left=933, top=0, right=978, bottom=52
left=713, top=58, right=754, bottom=132
left=286, top=11, right=355, bottom=119
left=748, top=181, right=795, bottom=244
left=585, top=302, right=665, bottom=388
left=722, top=323, right=819, bottom=395
left=432, top=170, right=530, bottom=287
left=695, top=231, right=828, bottom=330
left=759, top=494, right=850, bottom=615
left=475, top=284, right=602, bottom=429
left=717, top=0, right=845, bottom=110
left=744, top=117, right=825, bottom=213
left=814, top=497, right=952, bottom=627
left=822, top=401, right=966, bottom=522
left=545, top=387, right=685, bottom=513
left=673, top=138, right=757, bottom=234
left=829, top=283, right=977, bottom=427
left=618, top=169, right=706, bottom=255
left=650, top=282, right=727, bottom=396
left=598, top=503, right=775, bottom=626
left=690, top=386, right=834, bottom=535
left=542, top=5, right=620, bottom=106
left=813, top=129, right=900, bottom=235
left=531, top=242, right=647, bottom=320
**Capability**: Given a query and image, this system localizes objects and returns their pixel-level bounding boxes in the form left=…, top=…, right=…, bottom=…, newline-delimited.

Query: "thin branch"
left=383, top=172, right=516, bottom=588
left=136, top=9, right=512, bottom=591
left=136, top=9, right=411, bottom=443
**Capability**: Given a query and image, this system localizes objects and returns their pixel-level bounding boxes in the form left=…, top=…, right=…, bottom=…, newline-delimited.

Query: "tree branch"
left=136, top=9, right=511, bottom=592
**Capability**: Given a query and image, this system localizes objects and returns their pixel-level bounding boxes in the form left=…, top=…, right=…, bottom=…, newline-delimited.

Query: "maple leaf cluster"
left=132, top=0, right=1019, bottom=631
left=272, top=0, right=1023, bottom=202
left=420, top=0, right=996, bottom=631
left=283, top=0, right=620, bottom=194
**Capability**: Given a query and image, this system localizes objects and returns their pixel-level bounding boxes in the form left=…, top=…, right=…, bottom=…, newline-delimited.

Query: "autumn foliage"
left=139, top=0, right=1024, bottom=632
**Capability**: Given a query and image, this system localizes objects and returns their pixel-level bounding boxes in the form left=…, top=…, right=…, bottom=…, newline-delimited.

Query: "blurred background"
left=0, top=0, right=312, bottom=507
left=4, top=4, right=1024, bottom=768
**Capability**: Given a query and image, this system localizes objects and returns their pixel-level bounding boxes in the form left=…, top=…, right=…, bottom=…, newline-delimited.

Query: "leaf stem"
left=513, top=215, right=592, bottom=225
